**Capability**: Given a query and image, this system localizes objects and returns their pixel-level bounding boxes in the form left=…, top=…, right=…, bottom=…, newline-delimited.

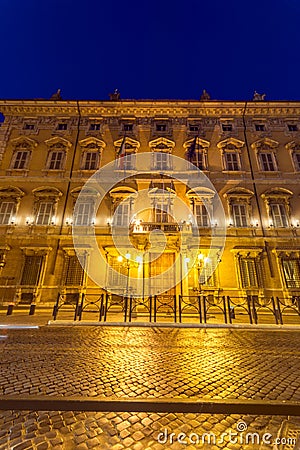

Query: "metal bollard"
left=29, top=304, right=36, bottom=316
left=7, top=304, right=14, bottom=316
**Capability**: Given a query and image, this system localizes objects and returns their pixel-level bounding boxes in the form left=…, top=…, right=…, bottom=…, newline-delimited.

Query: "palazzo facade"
left=0, top=97, right=299, bottom=307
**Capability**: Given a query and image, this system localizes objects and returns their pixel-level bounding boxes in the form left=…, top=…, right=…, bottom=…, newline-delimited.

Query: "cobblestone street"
left=0, top=326, right=300, bottom=449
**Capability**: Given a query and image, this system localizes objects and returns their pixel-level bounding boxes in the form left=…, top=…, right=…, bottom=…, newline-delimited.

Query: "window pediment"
left=114, top=137, right=140, bottom=152
left=11, top=136, right=37, bottom=148
left=45, top=136, right=72, bottom=148
left=261, top=188, right=293, bottom=200
left=32, top=187, right=63, bottom=199
left=231, top=247, right=264, bottom=258
left=71, top=186, right=99, bottom=200
left=186, top=187, right=215, bottom=201
left=149, top=137, right=175, bottom=151
left=0, top=186, right=25, bottom=200
left=183, top=138, right=210, bottom=150
left=79, top=137, right=106, bottom=149
left=224, top=188, right=254, bottom=202
left=217, top=138, right=244, bottom=151
left=251, top=138, right=279, bottom=152
left=286, top=141, right=300, bottom=152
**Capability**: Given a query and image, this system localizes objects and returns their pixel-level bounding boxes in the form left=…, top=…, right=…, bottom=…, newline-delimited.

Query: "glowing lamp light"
left=136, top=256, right=143, bottom=264
left=198, top=253, right=204, bottom=260
left=125, top=252, right=131, bottom=260
left=10, top=216, right=16, bottom=225
left=117, top=255, right=123, bottom=263
left=184, top=257, right=190, bottom=263
left=66, top=217, right=73, bottom=225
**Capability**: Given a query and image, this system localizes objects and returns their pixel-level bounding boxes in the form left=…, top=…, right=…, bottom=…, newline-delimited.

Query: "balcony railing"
left=130, top=222, right=180, bottom=233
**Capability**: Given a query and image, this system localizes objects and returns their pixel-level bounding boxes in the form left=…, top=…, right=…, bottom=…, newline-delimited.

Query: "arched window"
left=149, top=137, right=175, bottom=171
left=0, top=186, right=24, bottom=225
left=109, top=187, right=137, bottom=227
left=224, top=188, right=254, bottom=228
left=71, top=187, right=98, bottom=226
left=217, top=138, right=245, bottom=172
left=186, top=187, right=215, bottom=227
left=251, top=138, right=279, bottom=172
left=44, top=137, right=71, bottom=173
left=32, top=187, right=62, bottom=225
left=183, top=138, right=210, bottom=170
left=9, top=137, right=37, bottom=172
left=114, top=137, right=140, bottom=171
left=79, top=138, right=106, bottom=171
left=261, top=188, right=293, bottom=228
left=286, top=141, right=300, bottom=172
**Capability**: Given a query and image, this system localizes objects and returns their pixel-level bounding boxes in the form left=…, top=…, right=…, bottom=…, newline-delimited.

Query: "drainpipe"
left=50, top=100, right=81, bottom=274
left=242, top=102, right=274, bottom=277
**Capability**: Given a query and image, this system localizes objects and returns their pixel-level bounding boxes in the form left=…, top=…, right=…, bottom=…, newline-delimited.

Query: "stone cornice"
left=1, top=100, right=300, bottom=117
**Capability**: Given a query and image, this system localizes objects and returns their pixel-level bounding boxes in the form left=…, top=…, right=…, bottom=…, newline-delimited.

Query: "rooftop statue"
left=50, top=89, right=62, bottom=100
left=253, top=91, right=266, bottom=101
left=200, top=89, right=211, bottom=101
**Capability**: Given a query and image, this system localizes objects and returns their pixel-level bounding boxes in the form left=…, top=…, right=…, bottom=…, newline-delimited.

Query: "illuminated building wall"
left=0, top=99, right=299, bottom=305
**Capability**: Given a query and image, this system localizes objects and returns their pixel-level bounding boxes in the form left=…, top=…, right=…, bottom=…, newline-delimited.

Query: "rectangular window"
left=154, top=201, right=170, bottom=223
left=113, top=202, right=130, bottom=226
left=225, top=153, right=240, bottom=171
left=63, top=255, right=84, bottom=286
left=117, top=153, right=135, bottom=170
left=36, top=202, right=53, bottom=225
left=108, top=256, right=127, bottom=289
left=20, top=255, right=43, bottom=286
left=199, top=257, right=217, bottom=287
left=255, top=124, right=265, bottom=131
left=195, top=204, right=209, bottom=227
left=239, top=258, right=259, bottom=288
left=190, top=151, right=205, bottom=170
left=83, top=152, right=98, bottom=170
left=189, top=125, right=199, bottom=132
left=150, top=252, right=175, bottom=295
left=288, top=124, right=298, bottom=132
left=282, top=259, right=300, bottom=288
left=232, top=204, right=248, bottom=227
left=260, top=153, right=276, bottom=171
left=270, top=204, right=288, bottom=227
left=13, top=151, right=29, bottom=169
left=222, top=123, right=233, bottom=132
left=154, top=152, right=170, bottom=170
left=89, top=123, right=100, bottom=131
left=57, top=123, right=67, bottom=130
left=123, top=124, right=133, bottom=132
left=156, top=124, right=167, bottom=132
left=0, top=202, right=15, bottom=225
left=294, top=153, right=300, bottom=171
left=49, top=151, right=64, bottom=170
left=23, top=123, right=35, bottom=130
left=74, top=202, right=93, bottom=226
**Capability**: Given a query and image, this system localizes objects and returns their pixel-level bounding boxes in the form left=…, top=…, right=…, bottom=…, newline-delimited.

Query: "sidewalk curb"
left=0, top=395, right=299, bottom=415
left=47, top=320, right=300, bottom=331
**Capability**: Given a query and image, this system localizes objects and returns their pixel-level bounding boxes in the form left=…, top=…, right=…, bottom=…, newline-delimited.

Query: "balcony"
left=130, top=222, right=180, bottom=233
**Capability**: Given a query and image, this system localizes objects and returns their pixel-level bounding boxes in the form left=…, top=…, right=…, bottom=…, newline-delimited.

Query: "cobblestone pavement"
left=0, top=410, right=296, bottom=450
left=1, top=327, right=300, bottom=401
left=0, top=327, right=300, bottom=449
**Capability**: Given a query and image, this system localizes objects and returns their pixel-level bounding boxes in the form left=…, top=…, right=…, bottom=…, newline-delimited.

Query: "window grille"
left=282, top=259, right=300, bottom=289
left=21, top=255, right=43, bottom=286
left=0, top=202, right=15, bottom=225
left=63, top=255, right=84, bottom=286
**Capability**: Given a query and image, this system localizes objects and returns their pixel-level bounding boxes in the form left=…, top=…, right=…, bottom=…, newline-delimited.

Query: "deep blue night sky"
left=1, top=0, right=300, bottom=101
